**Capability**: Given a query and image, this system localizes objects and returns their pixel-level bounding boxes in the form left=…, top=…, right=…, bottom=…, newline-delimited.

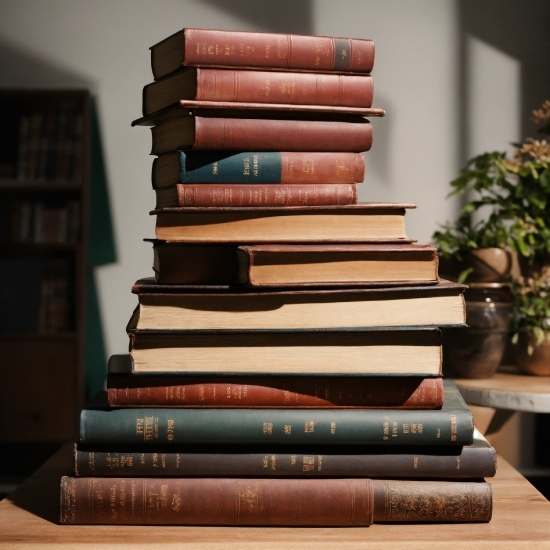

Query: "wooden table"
left=0, top=445, right=549, bottom=549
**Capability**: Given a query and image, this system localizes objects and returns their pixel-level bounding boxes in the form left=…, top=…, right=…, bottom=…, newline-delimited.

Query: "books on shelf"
left=143, top=68, right=374, bottom=115
left=150, top=28, right=375, bottom=80
left=152, top=150, right=365, bottom=187
left=151, top=242, right=439, bottom=286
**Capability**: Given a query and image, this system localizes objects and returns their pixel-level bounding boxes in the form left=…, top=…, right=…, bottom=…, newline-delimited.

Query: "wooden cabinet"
left=0, top=90, right=90, bottom=442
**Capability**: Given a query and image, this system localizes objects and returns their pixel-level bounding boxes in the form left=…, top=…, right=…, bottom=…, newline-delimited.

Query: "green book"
left=80, top=380, right=472, bottom=446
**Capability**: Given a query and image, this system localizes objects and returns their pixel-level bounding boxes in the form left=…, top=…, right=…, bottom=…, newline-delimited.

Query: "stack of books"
left=60, top=28, right=494, bottom=527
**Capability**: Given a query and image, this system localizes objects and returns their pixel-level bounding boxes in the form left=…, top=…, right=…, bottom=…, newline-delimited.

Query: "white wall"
left=0, top=0, right=545, bottom=359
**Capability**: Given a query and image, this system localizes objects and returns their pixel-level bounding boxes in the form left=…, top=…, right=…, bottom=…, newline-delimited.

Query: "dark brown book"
left=60, top=476, right=492, bottom=525
left=144, top=68, right=374, bottom=115
left=150, top=29, right=375, bottom=80
left=150, top=115, right=373, bottom=154
left=155, top=183, right=357, bottom=208
left=151, top=242, right=438, bottom=286
left=107, top=355, right=442, bottom=408
left=153, top=203, right=414, bottom=243
left=73, top=429, right=496, bottom=478
left=125, top=328, right=443, bottom=376
left=152, top=151, right=365, bottom=188
left=130, top=278, right=467, bottom=330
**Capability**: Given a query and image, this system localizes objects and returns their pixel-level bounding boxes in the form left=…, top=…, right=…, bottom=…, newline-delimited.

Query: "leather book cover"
left=60, top=476, right=492, bottom=525
left=150, top=28, right=375, bottom=80
left=143, top=68, right=374, bottom=116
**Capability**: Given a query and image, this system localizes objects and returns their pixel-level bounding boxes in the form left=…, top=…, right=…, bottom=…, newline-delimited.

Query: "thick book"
left=60, top=476, right=492, bottom=525
left=152, top=151, right=365, bottom=188
left=107, top=358, right=443, bottom=408
left=155, top=183, right=357, bottom=208
left=144, top=68, right=374, bottom=115
left=153, top=203, right=414, bottom=243
left=125, top=327, right=443, bottom=376
left=150, top=28, right=375, bottom=80
left=151, top=242, right=439, bottom=286
left=130, top=279, right=467, bottom=330
left=73, top=429, right=496, bottom=478
left=150, top=115, right=373, bottom=154
left=79, top=380, right=473, bottom=446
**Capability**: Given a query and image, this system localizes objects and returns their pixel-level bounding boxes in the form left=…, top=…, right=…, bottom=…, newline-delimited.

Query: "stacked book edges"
left=60, top=27, right=493, bottom=527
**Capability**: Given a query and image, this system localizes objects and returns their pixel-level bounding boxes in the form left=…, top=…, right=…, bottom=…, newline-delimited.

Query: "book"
left=150, top=28, right=375, bottom=80
left=150, top=115, right=373, bottom=154
left=155, top=183, right=357, bottom=208
left=153, top=203, right=414, bottom=243
left=60, top=476, right=492, bottom=525
left=152, top=151, right=365, bottom=188
left=125, top=328, right=443, bottom=376
left=79, top=380, right=473, bottom=446
left=129, top=279, right=466, bottom=330
left=151, top=242, right=439, bottom=286
left=107, top=357, right=443, bottom=408
left=73, top=429, right=496, bottom=478
left=143, top=68, right=374, bottom=115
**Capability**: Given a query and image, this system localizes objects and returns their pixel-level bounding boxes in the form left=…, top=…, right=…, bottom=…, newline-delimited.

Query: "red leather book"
left=60, top=477, right=492, bottom=525
left=150, top=115, right=373, bottom=154
left=107, top=355, right=443, bottom=408
left=150, top=28, right=375, bottom=80
left=155, top=183, right=357, bottom=208
left=143, top=68, right=373, bottom=115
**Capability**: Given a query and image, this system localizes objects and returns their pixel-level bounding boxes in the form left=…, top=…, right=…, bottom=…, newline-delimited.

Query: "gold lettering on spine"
left=317, top=455, right=323, bottom=471
left=263, top=422, right=273, bottom=434
left=413, top=457, right=419, bottom=469
left=290, top=455, right=297, bottom=465
left=303, top=456, right=315, bottom=471
left=284, top=425, right=292, bottom=434
left=330, top=422, right=336, bottom=434
left=167, top=419, right=175, bottom=441
left=450, top=414, right=457, bottom=441
left=383, top=419, right=390, bottom=441
left=304, top=421, right=314, bottom=433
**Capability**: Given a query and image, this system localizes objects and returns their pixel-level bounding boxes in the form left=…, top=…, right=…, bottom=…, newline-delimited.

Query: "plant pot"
left=439, top=248, right=518, bottom=283
left=514, top=332, right=550, bottom=376
left=443, top=284, right=512, bottom=378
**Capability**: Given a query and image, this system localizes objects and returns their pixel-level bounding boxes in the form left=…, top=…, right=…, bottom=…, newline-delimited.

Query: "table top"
left=0, top=444, right=549, bottom=549
left=454, top=368, right=550, bottom=413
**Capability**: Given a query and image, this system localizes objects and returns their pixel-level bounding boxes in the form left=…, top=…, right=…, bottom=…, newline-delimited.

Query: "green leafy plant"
left=433, top=100, right=550, bottom=281
left=510, top=266, right=550, bottom=347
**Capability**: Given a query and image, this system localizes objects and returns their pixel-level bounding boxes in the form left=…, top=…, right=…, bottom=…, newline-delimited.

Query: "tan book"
left=154, top=203, right=415, bottom=243
left=151, top=242, right=439, bottom=286
left=129, top=278, right=466, bottom=331
left=126, top=328, right=442, bottom=376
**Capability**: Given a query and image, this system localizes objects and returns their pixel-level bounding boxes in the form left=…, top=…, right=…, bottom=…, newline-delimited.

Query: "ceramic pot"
left=514, top=332, right=550, bottom=376
left=439, top=248, right=518, bottom=283
left=443, top=284, right=512, bottom=378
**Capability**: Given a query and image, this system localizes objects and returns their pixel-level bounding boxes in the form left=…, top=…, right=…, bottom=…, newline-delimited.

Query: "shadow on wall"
left=0, top=39, right=116, bottom=401
left=201, top=0, right=314, bottom=34
left=458, top=0, right=550, bottom=159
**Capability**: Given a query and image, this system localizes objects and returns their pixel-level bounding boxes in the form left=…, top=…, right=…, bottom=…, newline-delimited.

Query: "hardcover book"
left=143, top=68, right=374, bottom=115
left=151, top=242, right=439, bottom=286
left=79, top=380, right=473, bottom=446
left=129, top=278, right=466, bottom=331
left=153, top=203, right=414, bottom=243
left=60, top=476, right=492, bottom=525
left=152, top=151, right=365, bottom=188
left=74, top=429, right=496, bottom=478
left=150, top=28, right=375, bottom=80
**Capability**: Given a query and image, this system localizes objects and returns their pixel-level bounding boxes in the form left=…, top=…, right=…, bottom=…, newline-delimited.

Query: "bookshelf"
left=0, top=89, right=90, bottom=442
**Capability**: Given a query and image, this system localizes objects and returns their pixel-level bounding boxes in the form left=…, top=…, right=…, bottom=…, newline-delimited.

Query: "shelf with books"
left=0, top=89, right=90, bottom=443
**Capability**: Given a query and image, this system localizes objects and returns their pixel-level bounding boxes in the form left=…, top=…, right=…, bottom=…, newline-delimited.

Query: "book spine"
left=107, top=376, right=443, bottom=409
left=80, top=407, right=473, bottom=446
left=174, top=183, right=357, bottom=207
left=192, top=117, right=373, bottom=152
left=178, top=151, right=365, bottom=184
left=183, top=29, right=375, bottom=74
left=196, top=70, right=373, bottom=108
left=74, top=444, right=496, bottom=479
left=60, top=476, right=491, bottom=525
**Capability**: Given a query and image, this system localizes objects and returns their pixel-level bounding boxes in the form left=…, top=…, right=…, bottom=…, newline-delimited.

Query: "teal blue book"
left=151, top=151, right=365, bottom=188
left=80, top=380, right=472, bottom=446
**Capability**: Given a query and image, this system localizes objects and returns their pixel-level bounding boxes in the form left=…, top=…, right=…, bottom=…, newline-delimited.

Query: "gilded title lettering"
left=212, top=161, right=218, bottom=175
left=284, top=424, right=292, bottom=434
left=450, top=414, right=457, bottom=441
left=167, top=419, right=175, bottom=441
left=330, top=422, right=336, bottom=434
left=243, top=157, right=250, bottom=176
left=263, top=422, right=273, bottom=434
left=304, top=421, right=315, bottom=433
left=303, top=456, right=315, bottom=471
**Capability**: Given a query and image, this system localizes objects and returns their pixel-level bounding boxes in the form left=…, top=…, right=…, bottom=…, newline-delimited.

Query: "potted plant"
left=435, top=100, right=550, bottom=378
left=509, top=266, right=550, bottom=375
